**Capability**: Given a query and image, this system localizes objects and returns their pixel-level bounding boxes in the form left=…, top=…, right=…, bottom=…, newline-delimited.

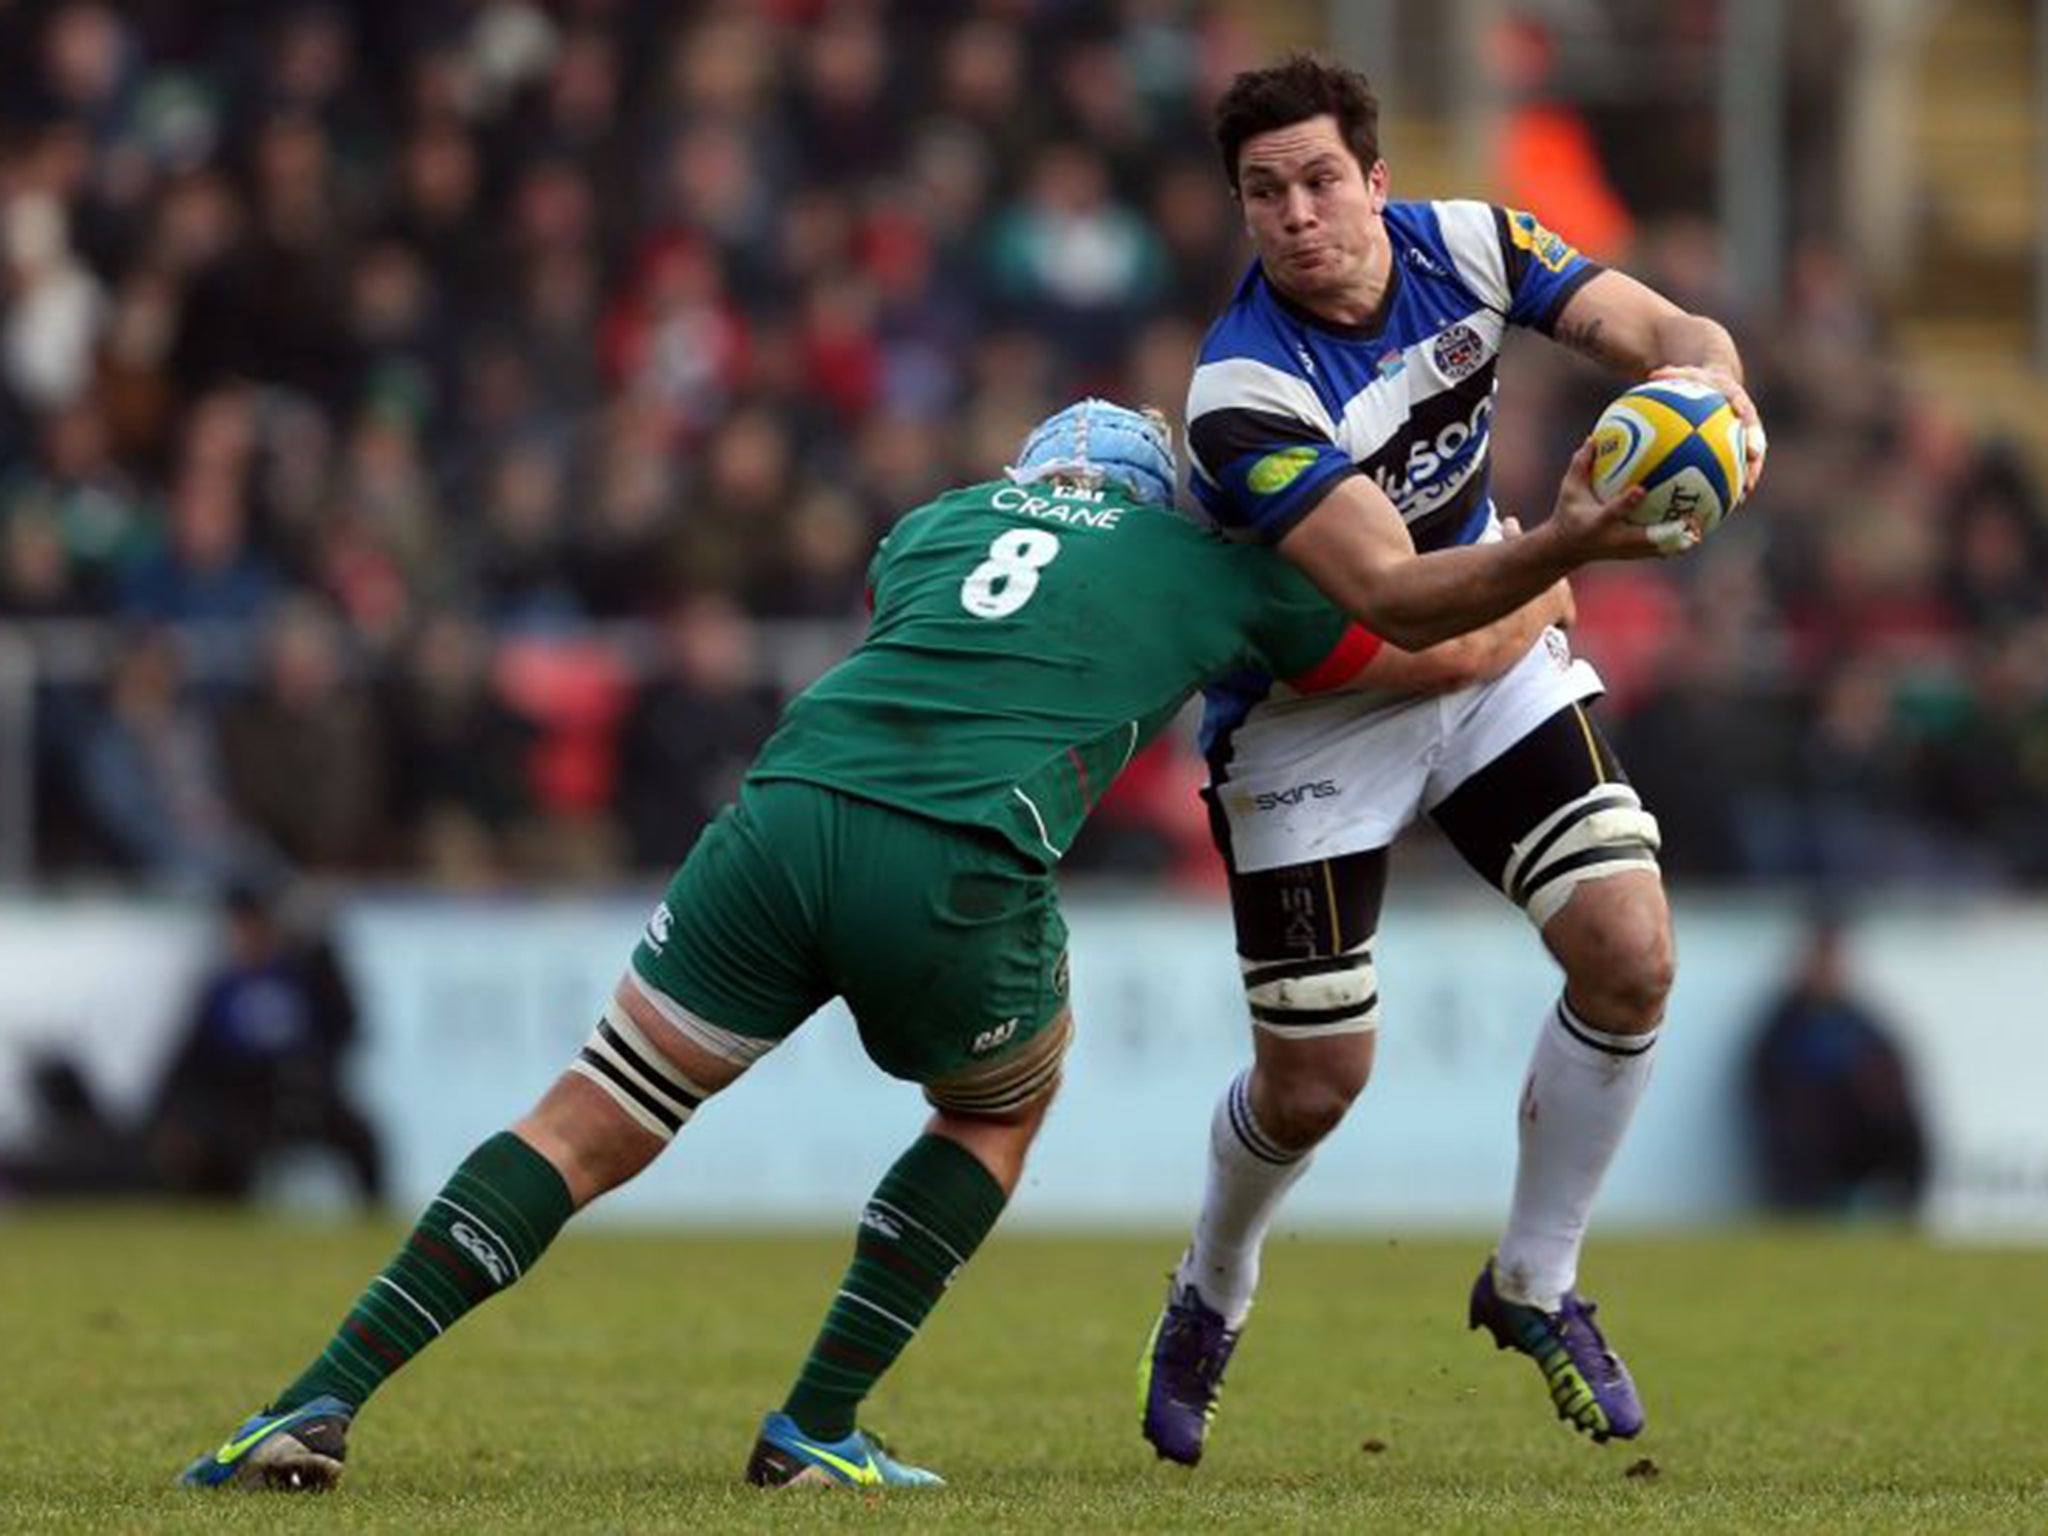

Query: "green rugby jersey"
left=749, top=478, right=1380, bottom=867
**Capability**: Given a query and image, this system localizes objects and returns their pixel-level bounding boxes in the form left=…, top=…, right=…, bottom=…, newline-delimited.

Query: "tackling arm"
left=1277, top=442, right=1649, bottom=651
left=1351, top=569, right=1572, bottom=695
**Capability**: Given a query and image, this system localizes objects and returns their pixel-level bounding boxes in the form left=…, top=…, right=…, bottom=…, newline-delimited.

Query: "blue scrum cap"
left=1008, top=398, right=1177, bottom=507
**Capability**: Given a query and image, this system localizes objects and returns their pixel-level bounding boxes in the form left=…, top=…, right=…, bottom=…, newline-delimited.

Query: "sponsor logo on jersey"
left=1375, top=346, right=1406, bottom=380
left=1432, top=323, right=1485, bottom=381
left=971, top=1018, right=1020, bottom=1055
left=1370, top=394, right=1495, bottom=507
left=1247, top=445, right=1320, bottom=495
left=1508, top=210, right=1577, bottom=273
left=450, top=1221, right=508, bottom=1284
left=644, top=902, right=673, bottom=950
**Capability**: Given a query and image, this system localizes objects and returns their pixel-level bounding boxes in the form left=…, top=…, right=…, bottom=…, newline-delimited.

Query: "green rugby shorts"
left=632, top=779, right=1070, bottom=1085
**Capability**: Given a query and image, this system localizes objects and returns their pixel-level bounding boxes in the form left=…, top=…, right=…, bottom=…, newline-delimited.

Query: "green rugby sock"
left=272, top=1131, right=573, bottom=1413
left=782, top=1133, right=1008, bottom=1441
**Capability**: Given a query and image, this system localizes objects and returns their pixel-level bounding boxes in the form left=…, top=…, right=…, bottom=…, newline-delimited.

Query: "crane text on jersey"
left=992, top=484, right=1126, bottom=530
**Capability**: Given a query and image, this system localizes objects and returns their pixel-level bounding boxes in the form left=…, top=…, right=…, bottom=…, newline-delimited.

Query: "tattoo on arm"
left=1555, top=314, right=1617, bottom=366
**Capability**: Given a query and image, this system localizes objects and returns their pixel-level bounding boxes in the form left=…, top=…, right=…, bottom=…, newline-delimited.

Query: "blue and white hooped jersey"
left=1188, top=199, right=1599, bottom=551
left=1188, top=199, right=1601, bottom=762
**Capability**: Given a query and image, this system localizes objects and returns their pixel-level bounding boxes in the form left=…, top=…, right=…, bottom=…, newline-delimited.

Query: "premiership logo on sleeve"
left=1247, top=445, right=1319, bottom=495
left=1508, top=209, right=1577, bottom=273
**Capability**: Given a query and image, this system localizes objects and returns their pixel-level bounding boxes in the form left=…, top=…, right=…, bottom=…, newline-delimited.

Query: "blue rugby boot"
left=744, top=1410, right=944, bottom=1488
left=1139, top=1276, right=1242, bottom=1466
left=176, top=1395, right=354, bottom=1490
left=1469, top=1257, right=1645, bottom=1442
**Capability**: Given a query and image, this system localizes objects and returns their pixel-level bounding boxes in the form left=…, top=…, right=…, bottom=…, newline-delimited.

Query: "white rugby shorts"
left=1209, top=627, right=1603, bottom=873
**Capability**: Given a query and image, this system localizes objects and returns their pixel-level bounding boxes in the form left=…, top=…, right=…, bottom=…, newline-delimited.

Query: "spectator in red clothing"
left=600, top=231, right=750, bottom=449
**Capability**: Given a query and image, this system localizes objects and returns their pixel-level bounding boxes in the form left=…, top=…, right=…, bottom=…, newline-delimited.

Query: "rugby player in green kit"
left=178, top=399, right=1656, bottom=1492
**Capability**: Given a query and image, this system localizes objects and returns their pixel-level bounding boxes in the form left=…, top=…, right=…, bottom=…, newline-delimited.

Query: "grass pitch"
left=2, top=1211, right=2043, bottom=1533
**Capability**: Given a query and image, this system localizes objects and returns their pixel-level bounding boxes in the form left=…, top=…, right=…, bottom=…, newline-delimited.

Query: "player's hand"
left=1650, top=362, right=1767, bottom=497
left=1546, top=437, right=1678, bottom=562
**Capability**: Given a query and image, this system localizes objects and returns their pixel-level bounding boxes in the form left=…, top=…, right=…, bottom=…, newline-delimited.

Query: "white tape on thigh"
left=924, top=1011, right=1073, bottom=1116
left=568, top=998, right=713, bottom=1142
left=1240, top=940, right=1379, bottom=1038
left=1502, top=785, right=1662, bottom=928
left=625, top=970, right=775, bottom=1067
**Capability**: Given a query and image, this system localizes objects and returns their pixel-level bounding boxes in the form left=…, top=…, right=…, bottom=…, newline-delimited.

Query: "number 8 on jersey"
left=960, top=529, right=1061, bottom=619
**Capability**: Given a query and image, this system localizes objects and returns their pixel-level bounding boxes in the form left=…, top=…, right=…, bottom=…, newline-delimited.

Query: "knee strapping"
left=568, top=999, right=711, bottom=1142
left=1502, top=785, right=1662, bottom=928
left=1240, top=940, right=1379, bottom=1037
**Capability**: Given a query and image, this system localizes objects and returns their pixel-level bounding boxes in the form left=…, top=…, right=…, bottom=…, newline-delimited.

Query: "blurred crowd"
left=3, top=0, right=2047, bottom=892
left=1489, top=220, right=2048, bottom=891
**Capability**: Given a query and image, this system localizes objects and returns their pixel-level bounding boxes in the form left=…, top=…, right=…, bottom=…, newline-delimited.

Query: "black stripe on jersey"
left=1191, top=407, right=1358, bottom=540
left=597, top=1018, right=702, bottom=1109
left=576, top=1047, right=685, bottom=1133
left=1190, top=405, right=1333, bottom=472
left=1493, top=205, right=1535, bottom=298
left=1404, top=471, right=1491, bottom=553
left=1531, top=262, right=1601, bottom=334
left=1354, top=360, right=1498, bottom=487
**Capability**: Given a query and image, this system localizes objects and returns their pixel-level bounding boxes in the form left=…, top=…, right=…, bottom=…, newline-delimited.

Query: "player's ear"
left=1367, top=158, right=1389, bottom=213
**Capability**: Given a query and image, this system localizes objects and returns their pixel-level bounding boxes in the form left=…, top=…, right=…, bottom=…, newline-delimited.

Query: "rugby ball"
left=1590, top=379, right=1747, bottom=536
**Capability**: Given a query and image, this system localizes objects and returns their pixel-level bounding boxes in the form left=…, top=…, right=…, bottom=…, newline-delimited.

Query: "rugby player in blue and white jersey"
left=1140, top=53, right=1768, bottom=1464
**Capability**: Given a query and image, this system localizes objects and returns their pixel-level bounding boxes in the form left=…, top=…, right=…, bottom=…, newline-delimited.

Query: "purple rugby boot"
left=1469, top=1257, right=1645, bottom=1442
left=1139, top=1276, right=1242, bottom=1466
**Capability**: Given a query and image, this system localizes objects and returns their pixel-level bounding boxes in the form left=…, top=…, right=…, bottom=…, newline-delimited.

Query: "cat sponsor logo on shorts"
left=972, top=1017, right=1020, bottom=1055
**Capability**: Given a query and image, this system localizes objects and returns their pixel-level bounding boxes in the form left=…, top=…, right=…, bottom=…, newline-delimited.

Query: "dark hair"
left=1213, top=53, right=1380, bottom=195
